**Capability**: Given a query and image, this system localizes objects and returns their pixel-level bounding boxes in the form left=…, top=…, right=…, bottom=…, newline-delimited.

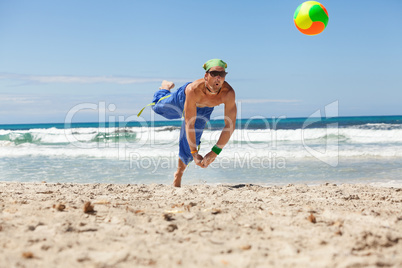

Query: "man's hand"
left=193, top=153, right=206, bottom=168
left=201, top=151, right=217, bottom=168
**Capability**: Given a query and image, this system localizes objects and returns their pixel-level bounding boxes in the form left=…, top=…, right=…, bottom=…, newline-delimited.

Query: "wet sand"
left=1, top=182, right=401, bottom=267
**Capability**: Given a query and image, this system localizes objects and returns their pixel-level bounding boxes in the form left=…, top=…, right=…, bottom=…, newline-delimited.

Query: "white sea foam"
left=370, top=180, right=402, bottom=188
left=1, top=126, right=402, bottom=159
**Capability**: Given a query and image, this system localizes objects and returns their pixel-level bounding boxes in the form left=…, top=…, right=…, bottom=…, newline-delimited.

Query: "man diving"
left=142, top=59, right=237, bottom=187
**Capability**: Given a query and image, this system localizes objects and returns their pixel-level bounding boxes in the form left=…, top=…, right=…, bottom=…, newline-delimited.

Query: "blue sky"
left=0, top=0, right=401, bottom=124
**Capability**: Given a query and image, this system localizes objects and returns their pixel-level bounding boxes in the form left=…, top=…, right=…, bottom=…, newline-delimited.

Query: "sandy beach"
left=0, top=182, right=401, bottom=268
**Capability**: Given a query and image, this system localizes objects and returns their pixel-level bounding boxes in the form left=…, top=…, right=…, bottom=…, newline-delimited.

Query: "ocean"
left=1, top=115, right=402, bottom=187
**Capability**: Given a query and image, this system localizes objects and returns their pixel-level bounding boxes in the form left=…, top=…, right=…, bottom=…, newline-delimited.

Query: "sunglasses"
left=207, top=71, right=228, bottom=78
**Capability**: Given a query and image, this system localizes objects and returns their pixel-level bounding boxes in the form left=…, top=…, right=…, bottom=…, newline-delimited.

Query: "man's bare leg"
left=173, top=158, right=187, bottom=187
left=159, top=80, right=175, bottom=91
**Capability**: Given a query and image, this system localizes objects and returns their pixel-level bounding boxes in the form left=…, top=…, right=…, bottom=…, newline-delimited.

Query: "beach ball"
left=294, top=1, right=328, bottom=35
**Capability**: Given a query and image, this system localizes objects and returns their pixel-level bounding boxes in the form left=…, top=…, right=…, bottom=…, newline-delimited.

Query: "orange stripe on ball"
left=295, top=21, right=325, bottom=35
left=320, top=4, right=328, bottom=17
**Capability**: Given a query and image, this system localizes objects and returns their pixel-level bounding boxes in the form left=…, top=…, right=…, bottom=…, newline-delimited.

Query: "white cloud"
left=0, top=73, right=178, bottom=85
left=0, top=95, right=38, bottom=104
left=27, top=75, right=162, bottom=84
left=238, top=99, right=301, bottom=104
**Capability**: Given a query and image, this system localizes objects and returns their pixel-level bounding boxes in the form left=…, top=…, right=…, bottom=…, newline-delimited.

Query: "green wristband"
left=211, top=145, right=222, bottom=155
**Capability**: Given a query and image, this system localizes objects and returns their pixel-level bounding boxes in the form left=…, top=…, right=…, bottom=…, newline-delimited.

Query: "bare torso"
left=184, top=78, right=233, bottom=108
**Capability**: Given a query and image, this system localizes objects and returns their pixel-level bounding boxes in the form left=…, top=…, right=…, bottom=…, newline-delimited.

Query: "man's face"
left=204, top=66, right=226, bottom=93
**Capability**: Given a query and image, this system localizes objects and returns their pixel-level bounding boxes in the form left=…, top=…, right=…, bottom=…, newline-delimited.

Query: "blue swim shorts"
left=152, top=82, right=214, bottom=165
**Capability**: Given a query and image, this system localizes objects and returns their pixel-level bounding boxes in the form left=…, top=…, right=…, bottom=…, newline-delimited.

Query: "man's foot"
left=159, top=80, right=175, bottom=91
left=173, top=171, right=182, bottom=187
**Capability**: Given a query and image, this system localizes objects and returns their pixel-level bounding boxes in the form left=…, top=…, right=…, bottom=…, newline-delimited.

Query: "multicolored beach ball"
left=294, top=1, right=329, bottom=35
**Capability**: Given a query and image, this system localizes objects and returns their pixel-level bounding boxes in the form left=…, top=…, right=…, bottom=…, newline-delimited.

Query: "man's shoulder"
left=184, top=79, right=203, bottom=100
left=189, top=79, right=204, bottom=89
left=185, top=79, right=205, bottom=95
left=223, top=81, right=234, bottom=92
left=221, top=82, right=235, bottom=100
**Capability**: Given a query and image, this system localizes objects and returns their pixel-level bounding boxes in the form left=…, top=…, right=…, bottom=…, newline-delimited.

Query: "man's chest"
left=196, top=96, right=223, bottom=108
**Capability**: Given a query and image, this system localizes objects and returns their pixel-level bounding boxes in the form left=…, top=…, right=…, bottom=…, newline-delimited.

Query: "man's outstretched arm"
left=202, top=90, right=237, bottom=167
left=184, top=87, right=205, bottom=167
